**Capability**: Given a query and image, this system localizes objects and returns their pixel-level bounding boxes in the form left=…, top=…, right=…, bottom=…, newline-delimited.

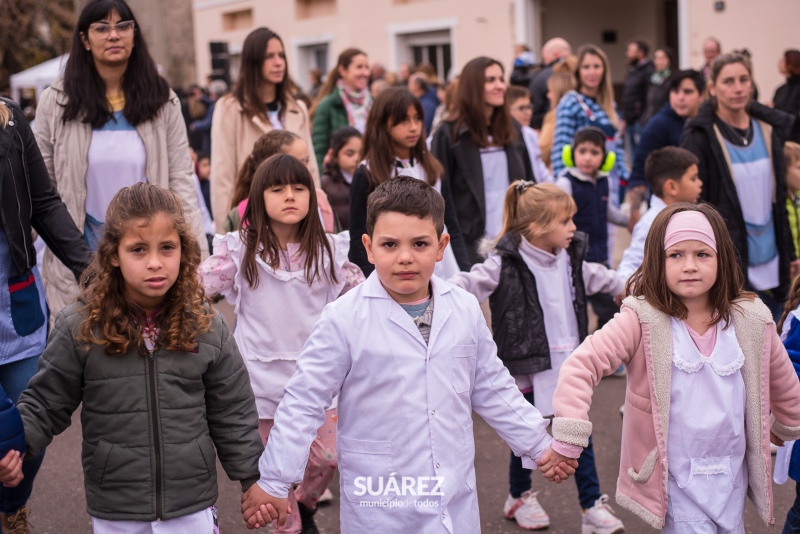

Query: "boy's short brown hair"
left=785, top=141, right=800, bottom=168
left=366, top=176, right=445, bottom=237
left=645, top=147, right=699, bottom=197
left=506, top=85, right=531, bottom=103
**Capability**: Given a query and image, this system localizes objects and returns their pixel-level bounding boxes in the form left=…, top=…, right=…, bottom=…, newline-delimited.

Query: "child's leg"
left=573, top=436, right=602, bottom=509
left=258, top=419, right=302, bottom=534
left=294, top=408, right=338, bottom=510
left=783, top=481, right=800, bottom=534
left=508, top=391, right=535, bottom=498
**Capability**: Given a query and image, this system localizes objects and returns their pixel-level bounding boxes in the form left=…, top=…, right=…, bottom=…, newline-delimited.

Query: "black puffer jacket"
left=0, top=98, right=89, bottom=280
left=489, top=232, right=588, bottom=375
left=622, top=60, right=655, bottom=124
left=681, top=101, right=795, bottom=297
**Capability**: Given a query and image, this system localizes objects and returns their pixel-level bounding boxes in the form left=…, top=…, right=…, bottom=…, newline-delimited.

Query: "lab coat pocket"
left=671, top=456, right=737, bottom=524
left=339, top=436, right=394, bottom=503
left=451, top=345, right=477, bottom=394
left=463, top=422, right=476, bottom=489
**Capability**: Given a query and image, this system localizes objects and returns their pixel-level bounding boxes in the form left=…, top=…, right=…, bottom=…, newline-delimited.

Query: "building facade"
left=192, top=0, right=797, bottom=102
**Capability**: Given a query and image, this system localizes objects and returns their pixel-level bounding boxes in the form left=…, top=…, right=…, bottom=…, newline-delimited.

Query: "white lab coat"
left=258, top=273, right=553, bottom=533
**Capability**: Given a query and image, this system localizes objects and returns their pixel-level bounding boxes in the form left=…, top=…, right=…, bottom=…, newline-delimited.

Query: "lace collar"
left=670, top=317, right=744, bottom=377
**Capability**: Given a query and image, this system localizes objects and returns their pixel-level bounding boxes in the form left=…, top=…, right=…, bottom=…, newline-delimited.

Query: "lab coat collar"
left=364, top=271, right=454, bottom=349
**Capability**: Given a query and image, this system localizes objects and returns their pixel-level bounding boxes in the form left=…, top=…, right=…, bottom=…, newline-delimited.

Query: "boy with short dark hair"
left=556, top=126, right=629, bottom=330
left=242, top=176, right=576, bottom=533
left=617, top=146, right=702, bottom=281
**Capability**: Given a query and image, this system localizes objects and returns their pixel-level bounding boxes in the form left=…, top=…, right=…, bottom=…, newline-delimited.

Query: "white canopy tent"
left=9, top=54, right=69, bottom=105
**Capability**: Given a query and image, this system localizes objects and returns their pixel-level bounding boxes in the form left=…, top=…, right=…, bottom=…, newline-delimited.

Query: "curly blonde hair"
left=79, top=183, right=212, bottom=354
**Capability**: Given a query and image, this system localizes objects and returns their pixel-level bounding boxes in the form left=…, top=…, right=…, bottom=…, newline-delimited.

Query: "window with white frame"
left=294, top=38, right=332, bottom=93
left=397, top=29, right=452, bottom=82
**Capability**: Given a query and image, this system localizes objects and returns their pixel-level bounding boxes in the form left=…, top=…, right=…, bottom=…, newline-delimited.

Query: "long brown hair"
left=574, top=44, right=620, bottom=129
left=233, top=27, right=291, bottom=122
left=448, top=56, right=515, bottom=148
left=779, top=275, right=800, bottom=332
left=498, top=181, right=576, bottom=242
left=79, top=183, right=212, bottom=354
left=362, top=87, right=443, bottom=188
left=241, top=154, right=336, bottom=288
left=231, top=130, right=301, bottom=208
left=626, top=203, right=754, bottom=327
left=310, top=48, right=367, bottom=119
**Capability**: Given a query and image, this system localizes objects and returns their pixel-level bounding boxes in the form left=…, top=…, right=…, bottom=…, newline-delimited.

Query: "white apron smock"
left=665, top=318, right=747, bottom=533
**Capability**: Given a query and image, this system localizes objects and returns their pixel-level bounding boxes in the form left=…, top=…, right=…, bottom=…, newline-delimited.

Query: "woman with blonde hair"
left=551, top=44, right=628, bottom=191
left=539, top=57, right=577, bottom=168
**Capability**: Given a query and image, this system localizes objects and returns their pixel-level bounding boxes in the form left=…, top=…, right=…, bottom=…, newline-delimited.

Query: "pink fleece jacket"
left=552, top=295, right=800, bottom=529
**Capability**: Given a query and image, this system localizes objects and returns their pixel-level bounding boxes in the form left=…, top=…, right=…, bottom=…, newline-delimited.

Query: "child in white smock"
left=200, top=154, right=364, bottom=533
left=449, top=181, right=625, bottom=533
left=551, top=203, right=800, bottom=532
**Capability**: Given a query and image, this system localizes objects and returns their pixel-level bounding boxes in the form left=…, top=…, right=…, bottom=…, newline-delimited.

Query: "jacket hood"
left=686, top=100, right=794, bottom=138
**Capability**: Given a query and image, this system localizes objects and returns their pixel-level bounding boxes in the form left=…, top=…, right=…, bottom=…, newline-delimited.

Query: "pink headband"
left=664, top=211, right=717, bottom=252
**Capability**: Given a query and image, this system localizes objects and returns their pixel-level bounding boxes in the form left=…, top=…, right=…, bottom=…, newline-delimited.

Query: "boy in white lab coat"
left=242, top=176, right=577, bottom=533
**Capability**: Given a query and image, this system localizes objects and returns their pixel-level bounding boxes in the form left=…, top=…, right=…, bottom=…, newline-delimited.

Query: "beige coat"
left=210, top=95, right=319, bottom=232
left=34, top=78, right=207, bottom=321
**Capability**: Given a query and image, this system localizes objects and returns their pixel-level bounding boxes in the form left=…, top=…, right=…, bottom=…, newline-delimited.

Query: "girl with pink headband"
left=550, top=203, right=800, bottom=532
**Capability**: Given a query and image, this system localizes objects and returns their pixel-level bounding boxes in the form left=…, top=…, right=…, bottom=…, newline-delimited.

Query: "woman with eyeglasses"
left=33, top=0, right=207, bottom=321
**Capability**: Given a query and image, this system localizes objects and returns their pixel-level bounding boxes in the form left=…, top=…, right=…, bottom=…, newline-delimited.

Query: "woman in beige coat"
left=210, top=27, right=326, bottom=232
left=34, top=0, right=206, bottom=321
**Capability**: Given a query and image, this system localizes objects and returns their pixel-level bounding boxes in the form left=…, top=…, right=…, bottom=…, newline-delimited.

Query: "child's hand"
left=536, top=447, right=578, bottom=483
left=0, top=450, right=23, bottom=488
left=241, top=483, right=290, bottom=529
left=771, top=431, right=785, bottom=447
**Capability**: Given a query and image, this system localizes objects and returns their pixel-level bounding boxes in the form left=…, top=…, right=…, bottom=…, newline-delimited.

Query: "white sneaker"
left=582, top=495, right=625, bottom=534
left=771, top=442, right=778, bottom=455
left=503, top=490, right=550, bottom=530
left=317, top=487, right=334, bottom=504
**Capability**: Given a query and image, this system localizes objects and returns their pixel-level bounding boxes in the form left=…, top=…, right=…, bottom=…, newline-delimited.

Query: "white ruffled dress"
left=200, top=231, right=364, bottom=418
left=665, top=317, right=747, bottom=533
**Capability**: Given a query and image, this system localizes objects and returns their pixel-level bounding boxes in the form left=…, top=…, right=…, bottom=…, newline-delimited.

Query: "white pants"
left=91, top=506, right=218, bottom=533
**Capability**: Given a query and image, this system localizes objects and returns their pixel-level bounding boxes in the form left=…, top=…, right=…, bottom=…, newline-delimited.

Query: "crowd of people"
left=1, top=0, right=800, bottom=533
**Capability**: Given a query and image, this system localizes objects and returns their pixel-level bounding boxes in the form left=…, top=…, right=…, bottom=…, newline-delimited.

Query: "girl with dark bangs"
left=33, top=0, right=207, bottom=323
left=8, top=183, right=263, bottom=532
left=349, top=87, right=470, bottom=277
left=432, top=56, right=535, bottom=265
left=200, top=154, right=364, bottom=534
left=550, top=203, right=800, bottom=532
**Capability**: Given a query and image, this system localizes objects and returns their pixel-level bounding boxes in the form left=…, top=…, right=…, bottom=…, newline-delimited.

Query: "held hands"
left=536, top=447, right=578, bottom=484
left=0, top=450, right=23, bottom=488
left=241, top=483, right=291, bottom=529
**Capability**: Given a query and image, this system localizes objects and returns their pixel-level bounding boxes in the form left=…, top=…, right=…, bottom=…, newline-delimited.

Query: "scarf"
left=336, top=79, right=371, bottom=134
left=650, top=68, right=672, bottom=86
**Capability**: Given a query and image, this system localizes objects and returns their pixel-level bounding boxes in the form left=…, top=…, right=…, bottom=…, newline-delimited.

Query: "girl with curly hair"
left=200, top=154, right=364, bottom=533
left=9, top=183, right=264, bottom=532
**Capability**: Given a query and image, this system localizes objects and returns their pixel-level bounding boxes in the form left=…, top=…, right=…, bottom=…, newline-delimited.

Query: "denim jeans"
left=508, top=391, right=602, bottom=509
left=783, top=482, right=800, bottom=533
left=0, top=356, right=45, bottom=514
left=756, top=290, right=785, bottom=323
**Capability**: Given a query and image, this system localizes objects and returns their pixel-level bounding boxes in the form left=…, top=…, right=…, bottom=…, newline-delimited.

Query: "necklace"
left=719, top=117, right=752, bottom=146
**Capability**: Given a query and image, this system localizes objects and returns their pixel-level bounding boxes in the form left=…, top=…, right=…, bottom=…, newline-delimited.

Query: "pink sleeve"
left=551, top=307, right=642, bottom=448
left=338, top=260, right=366, bottom=296
left=551, top=439, right=583, bottom=459
left=768, top=326, right=800, bottom=440
left=199, top=235, right=239, bottom=300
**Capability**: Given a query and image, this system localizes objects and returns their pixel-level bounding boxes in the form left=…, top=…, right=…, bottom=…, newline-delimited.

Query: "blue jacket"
left=784, top=315, right=800, bottom=481
left=0, top=383, right=24, bottom=457
left=629, top=103, right=686, bottom=189
left=565, top=170, right=609, bottom=264
left=420, top=87, right=439, bottom=135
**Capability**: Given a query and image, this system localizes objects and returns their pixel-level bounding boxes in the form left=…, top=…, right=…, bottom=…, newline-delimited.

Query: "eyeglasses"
left=513, top=104, right=533, bottom=112
left=88, top=20, right=135, bottom=38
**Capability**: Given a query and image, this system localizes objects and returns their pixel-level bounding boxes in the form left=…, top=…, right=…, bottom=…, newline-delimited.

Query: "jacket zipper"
left=7, top=148, right=30, bottom=268
left=148, top=349, right=163, bottom=519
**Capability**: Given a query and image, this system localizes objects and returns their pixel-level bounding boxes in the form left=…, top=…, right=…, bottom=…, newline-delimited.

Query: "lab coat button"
left=435, top=463, right=440, bottom=468
left=430, top=410, right=436, bottom=415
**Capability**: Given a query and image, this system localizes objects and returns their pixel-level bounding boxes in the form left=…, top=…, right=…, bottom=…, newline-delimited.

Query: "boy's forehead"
left=575, top=140, right=603, bottom=150
left=373, top=211, right=438, bottom=235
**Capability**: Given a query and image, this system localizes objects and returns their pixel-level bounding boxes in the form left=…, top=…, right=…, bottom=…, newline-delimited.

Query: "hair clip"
left=516, top=180, right=536, bottom=194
